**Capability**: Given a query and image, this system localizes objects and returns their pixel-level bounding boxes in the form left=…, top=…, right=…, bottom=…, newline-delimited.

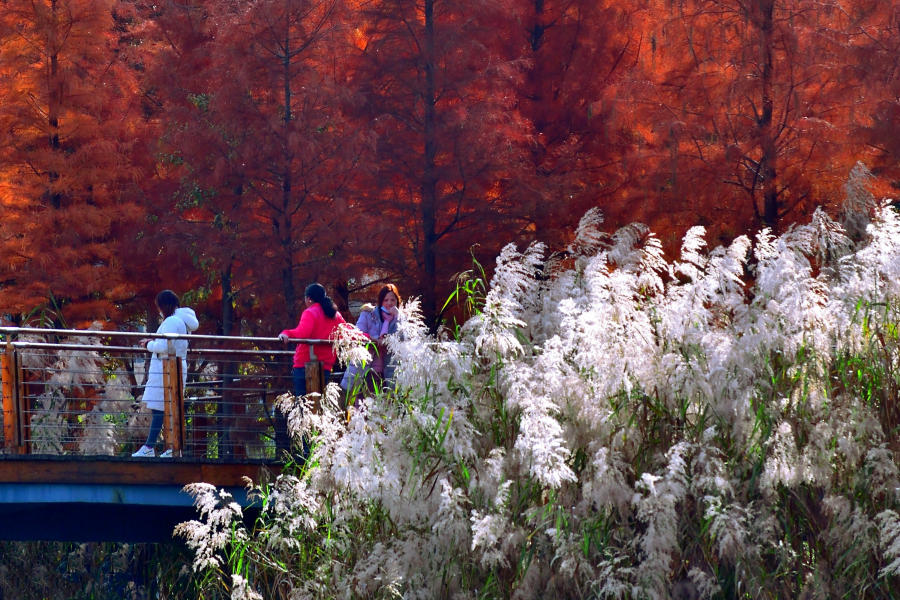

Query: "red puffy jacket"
left=280, top=303, right=346, bottom=369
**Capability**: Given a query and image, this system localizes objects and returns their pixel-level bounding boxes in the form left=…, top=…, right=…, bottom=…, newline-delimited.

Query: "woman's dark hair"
left=377, top=284, right=402, bottom=310
left=305, top=283, right=338, bottom=319
left=155, top=290, right=180, bottom=318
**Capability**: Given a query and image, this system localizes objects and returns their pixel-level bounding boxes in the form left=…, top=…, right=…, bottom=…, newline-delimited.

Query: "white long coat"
left=142, top=308, right=199, bottom=411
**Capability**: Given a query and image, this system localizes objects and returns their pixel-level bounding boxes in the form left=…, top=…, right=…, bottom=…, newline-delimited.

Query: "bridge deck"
left=0, top=453, right=276, bottom=486
left=0, top=455, right=280, bottom=542
left=0, top=327, right=318, bottom=541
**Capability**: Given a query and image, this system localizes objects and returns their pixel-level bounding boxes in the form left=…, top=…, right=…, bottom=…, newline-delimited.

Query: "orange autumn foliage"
left=0, top=0, right=147, bottom=324
left=0, top=0, right=895, bottom=330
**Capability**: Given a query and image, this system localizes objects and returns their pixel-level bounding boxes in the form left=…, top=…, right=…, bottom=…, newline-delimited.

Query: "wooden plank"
left=1, top=351, right=17, bottom=450
left=0, top=458, right=278, bottom=487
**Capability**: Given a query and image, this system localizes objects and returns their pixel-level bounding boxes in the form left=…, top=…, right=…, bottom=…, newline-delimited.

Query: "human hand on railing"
left=277, top=333, right=289, bottom=343
left=139, top=339, right=150, bottom=348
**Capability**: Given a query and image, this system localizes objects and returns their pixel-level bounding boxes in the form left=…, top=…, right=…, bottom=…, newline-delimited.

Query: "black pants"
left=145, top=409, right=164, bottom=447
left=292, top=366, right=331, bottom=396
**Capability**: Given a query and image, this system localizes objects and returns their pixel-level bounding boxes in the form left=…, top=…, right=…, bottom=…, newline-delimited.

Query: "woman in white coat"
left=132, top=290, right=199, bottom=458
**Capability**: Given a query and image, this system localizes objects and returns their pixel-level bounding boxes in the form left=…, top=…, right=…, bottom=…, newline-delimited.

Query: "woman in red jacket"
left=278, top=283, right=346, bottom=397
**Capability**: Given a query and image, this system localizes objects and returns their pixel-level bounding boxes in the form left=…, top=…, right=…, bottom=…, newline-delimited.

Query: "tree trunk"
left=280, top=28, right=296, bottom=318
left=217, top=257, right=237, bottom=458
left=274, top=25, right=295, bottom=456
left=530, top=0, right=545, bottom=52
left=528, top=0, right=548, bottom=244
left=332, top=278, right=350, bottom=319
left=422, top=0, right=438, bottom=330
left=221, top=257, right=234, bottom=336
left=47, top=0, right=62, bottom=211
left=759, top=0, right=778, bottom=232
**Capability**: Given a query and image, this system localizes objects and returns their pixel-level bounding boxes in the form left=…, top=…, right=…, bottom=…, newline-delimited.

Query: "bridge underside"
left=0, top=456, right=278, bottom=542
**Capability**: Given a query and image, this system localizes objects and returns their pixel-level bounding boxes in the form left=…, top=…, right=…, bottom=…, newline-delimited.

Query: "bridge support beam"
left=0, top=455, right=276, bottom=542
left=0, top=483, right=257, bottom=542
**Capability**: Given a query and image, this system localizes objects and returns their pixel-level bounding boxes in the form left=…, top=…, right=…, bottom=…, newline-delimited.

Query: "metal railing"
left=0, top=327, right=333, bottom=460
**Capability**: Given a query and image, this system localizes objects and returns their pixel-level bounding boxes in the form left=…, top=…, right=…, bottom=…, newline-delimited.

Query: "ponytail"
left=305, top=283, right=337, bottom=319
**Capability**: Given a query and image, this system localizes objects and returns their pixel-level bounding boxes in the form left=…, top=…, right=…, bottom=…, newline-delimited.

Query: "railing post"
left=305, top=345, right=324, bottom=414
left=162, top=343, right=184, bottom=457
left=174, top=355, right=185, bottom=456
left=162, top=351, right=171, bottom=451
left=1, top=337, right=20, bottom=452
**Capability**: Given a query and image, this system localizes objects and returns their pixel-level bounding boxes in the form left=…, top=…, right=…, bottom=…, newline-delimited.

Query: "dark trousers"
left=145, top=409, right=164, bottom=447
left=292, top=366, right=331, bottom=397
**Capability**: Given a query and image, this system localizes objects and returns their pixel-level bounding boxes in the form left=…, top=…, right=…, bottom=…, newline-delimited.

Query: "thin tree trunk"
left=332, top=278, right=350, bottom=318
left=216, top=259, right=238, bottom=458
left=528, top=0, right=548, bottom=243
left=275, top=27, right=295, bottom=456
left=280, top=28, right=296, bottom=318
left=221, top=257, right=235, bottom=336
left=422, top=0, right=438, bottom=330
left=48, top=0, right=61, bottom=210
left=759, top=0, right=778, bottom=232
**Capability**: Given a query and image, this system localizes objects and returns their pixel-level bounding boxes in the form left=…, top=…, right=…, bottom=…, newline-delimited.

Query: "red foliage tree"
left=849, top=0, right=900, bottom=191
left=637, top=0, right=873, bottom=237
left=0, top=0, right=147, bottom=324
left=352, top=0, right=529, bottom=325
left=2, top=0, right=896, bottom=330
left=143, top=0, right=370, bottom=330
left=495, top=0, right=640, bottom=247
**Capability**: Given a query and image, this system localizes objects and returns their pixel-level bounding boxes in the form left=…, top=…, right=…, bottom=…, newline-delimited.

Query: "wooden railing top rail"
left=0, top=326, right=331, bottom=345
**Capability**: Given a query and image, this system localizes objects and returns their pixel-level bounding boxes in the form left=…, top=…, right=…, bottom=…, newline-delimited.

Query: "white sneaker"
left=159, top=449, right=173, bottom=458
left=132, top=446, right=155, bottom=458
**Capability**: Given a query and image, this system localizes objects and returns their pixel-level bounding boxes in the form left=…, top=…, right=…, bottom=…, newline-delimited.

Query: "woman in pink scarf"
left=341, top=284, right=401, bottom=396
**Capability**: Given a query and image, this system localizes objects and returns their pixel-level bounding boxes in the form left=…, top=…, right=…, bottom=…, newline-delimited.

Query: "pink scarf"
left=370, top=312, right=394, bottom=375
left=380, top=312, right=394, bottom=337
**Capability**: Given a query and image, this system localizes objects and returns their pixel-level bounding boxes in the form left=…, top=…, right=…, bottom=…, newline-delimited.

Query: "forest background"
left=2, top=0, right=899, bottom=330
